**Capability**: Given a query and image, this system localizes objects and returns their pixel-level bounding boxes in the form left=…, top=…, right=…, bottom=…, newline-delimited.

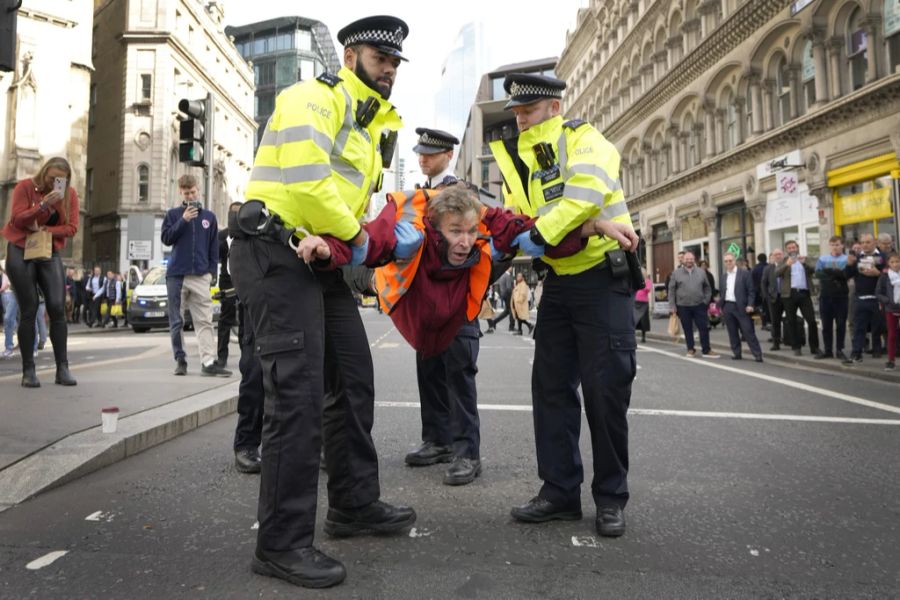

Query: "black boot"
left=55, top=362, right=77, bottom=386
left=22, top=364, right=40, bottom=388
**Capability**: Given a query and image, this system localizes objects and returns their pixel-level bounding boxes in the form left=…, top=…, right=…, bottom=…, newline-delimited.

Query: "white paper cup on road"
left=101, top=407, right=120, bottom=433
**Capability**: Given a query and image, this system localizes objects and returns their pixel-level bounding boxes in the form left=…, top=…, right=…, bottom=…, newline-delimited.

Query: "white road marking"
left=84, top=511, right=113, bottom=521
left=378, top=342, right=400, bottom=349
left=25, top=550, right=68, bottom=570
left=408, top=527, right=432, bottom=538
left=639, top=345, right=900, bottom=417
left=374, top=402, right=900, bottom=426
left=251, top=521, right=259, bottom=530
left=571, top=536, right=600, bottom=548
left=369, top=327, right=395, bottom=349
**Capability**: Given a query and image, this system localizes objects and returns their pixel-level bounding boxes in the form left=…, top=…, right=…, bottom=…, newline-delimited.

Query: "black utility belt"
left=230, top=200, right=298, bottom=249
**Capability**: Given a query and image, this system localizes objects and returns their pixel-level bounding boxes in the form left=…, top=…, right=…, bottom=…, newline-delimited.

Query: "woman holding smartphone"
left=1, top=157, right=79, bottom=387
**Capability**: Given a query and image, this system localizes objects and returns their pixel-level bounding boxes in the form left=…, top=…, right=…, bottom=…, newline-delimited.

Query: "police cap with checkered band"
left=503, top=73, right=566, bottom=109
left=412, top=127, right=459, bottom=155
left=337, top=15, right=410, bottom=62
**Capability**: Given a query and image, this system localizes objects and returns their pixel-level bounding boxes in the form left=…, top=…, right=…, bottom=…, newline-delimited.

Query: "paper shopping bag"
left=24, top=229, right=53, bottom=261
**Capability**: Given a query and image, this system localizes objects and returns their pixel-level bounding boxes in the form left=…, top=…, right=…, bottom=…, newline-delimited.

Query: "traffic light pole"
left=203, top=92, right=214, bottom=210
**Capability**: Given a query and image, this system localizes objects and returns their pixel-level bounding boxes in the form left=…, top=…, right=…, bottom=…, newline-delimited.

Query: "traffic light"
left=178, top=97, right=208, bottom=166
left=0, top=1, right=22, bottom=73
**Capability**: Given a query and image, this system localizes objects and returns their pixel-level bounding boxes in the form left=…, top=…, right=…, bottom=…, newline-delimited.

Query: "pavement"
left=0, top=313, right=897, bottom=516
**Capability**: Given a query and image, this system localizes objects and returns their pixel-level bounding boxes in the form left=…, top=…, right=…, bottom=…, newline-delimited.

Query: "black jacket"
left=875, top=270, right=900, bottom=311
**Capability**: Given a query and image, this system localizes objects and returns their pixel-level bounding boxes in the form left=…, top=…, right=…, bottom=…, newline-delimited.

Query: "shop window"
left=848, top=8, right=868, bottom=91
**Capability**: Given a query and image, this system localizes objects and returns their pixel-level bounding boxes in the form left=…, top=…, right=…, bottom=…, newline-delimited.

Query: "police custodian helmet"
left=412, top=128, right=459, bottom=155
left=503, top=73, right=566, bottom=109
left=337, top=15, right=410, bottom=62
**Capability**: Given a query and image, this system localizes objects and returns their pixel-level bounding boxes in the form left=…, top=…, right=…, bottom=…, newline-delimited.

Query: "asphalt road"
left=1, top=310, right=898, bottom=599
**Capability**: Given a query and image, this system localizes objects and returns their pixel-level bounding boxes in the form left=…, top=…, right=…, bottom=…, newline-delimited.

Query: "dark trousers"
left=102, top=298, right=118, bottom=327
left=768, top=296, right=784, bottom=345
left=722, top=302, right=762, bottom=358
left=233, top=301, right=264, bottom=451
left=819, top=295, right=848, bottom=354
left=489, top=292, right=514, bottom=330
left=87, top=295, right=103, bottom=326
left=783, top=289, right=819, bottom=352
left=852, top=298, right=883, bottom=356
left=217, top=294, right=237, bottom=365
left=230, top=238, right=379, bottom=551
left=415, top=319, right=481, bottom=459
left=532, top=265, right=634, bottom=509
left=4, top=242, right=68, bottom=368
left=676, top=304, right=711, bottom=353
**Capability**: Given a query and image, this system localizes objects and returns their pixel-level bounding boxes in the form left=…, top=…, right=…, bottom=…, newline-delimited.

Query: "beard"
left=354, top=60, right=392, bottom=100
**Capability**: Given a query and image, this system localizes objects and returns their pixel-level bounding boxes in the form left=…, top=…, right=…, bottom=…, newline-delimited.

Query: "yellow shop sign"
left=834, top=187, right=893, bottom=224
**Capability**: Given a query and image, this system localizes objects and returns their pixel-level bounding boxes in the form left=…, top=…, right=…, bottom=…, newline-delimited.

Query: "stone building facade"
left=0, top=0, right=95, bottom=266
left=558, top=0, right=900, bottom=284
left=86, top=0, right=255, bottom=272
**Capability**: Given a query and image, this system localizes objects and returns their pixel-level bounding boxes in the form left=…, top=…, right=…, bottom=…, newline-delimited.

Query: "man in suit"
left=720, top=252, right=763, bottom=362
left=761, top=249, right=784, bottom=350
left=776, top=239, right=820, bottom=356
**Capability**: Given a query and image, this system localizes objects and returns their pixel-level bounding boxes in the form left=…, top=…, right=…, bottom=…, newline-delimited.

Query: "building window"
left=723, top=89, right=737, bottom=150
left=277, top=32, right=293, bottom=51
left=137, top=165, right=150, bottom=203
left=886, top=0, right=900, bottom=73
left=140, top=74, right=152, bottom=102
left=491, top=76, right=506, bottom=100
left=254, top=62, right=275, bottom=86
left=848, top=8, right=868, bottom=91
left=801, top=40, right=816, bottom=111
left=297, top=29, right=312, bottom=51
left=257, top=93, right=275, bottom=117
left=85, top=168, right=93, bottom=212
left=775, top=56, right=791, bottom=126
left=299, top=58, right=315, bottom=81
left=481, top=160, right=490, bottom=186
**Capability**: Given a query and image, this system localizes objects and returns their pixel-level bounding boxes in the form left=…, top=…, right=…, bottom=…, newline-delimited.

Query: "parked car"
left=127, top=266, right=220, bottom=333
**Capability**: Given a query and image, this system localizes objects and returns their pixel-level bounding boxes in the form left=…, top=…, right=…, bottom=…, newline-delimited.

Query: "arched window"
left=847, top=7, right=868, bottom=91
left=724, top=89, right=738, bottom=150
left=744, top=84, right=754, bottom=135
left=775, top=55, right=792, bottom=126
left=801, top=39, right=816, bottom=112
left=137, top=164, right=150, bottom=203
left=886, top=0, right=900, bottom=73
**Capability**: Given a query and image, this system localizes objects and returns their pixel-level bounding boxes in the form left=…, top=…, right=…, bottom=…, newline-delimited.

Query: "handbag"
left=110, top=304, right=123, bottom=317
left=667, top=313, right=681, bottom=337
left=24, top=229, right=53, bottom=261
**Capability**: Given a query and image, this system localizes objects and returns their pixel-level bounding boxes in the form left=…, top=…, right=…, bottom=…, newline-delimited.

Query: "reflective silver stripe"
left=332, top=88, right=355, bottom=158
left=282, top=164, right=332, bottom=184
left=260, top=125, right=333, bottom=154
left=563, top=184, right=606, bottom=207
left=568, top=163, right=621, bottom=192
left=600, top=200, right=630, bottom=220
left=536, top=199, right=561, bottom=216
left=250, top=166, right=282, bottom=183
left=557, top=133, right=569, bottom=179
left=331, top=158, right=365, bottom=188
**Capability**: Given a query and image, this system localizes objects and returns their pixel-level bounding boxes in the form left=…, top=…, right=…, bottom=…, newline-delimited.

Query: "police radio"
left=532, top=142, right=556, bottom=171
left=356, top=96, right=381, bottom=128
left=380, top=130, right=398, bottom=168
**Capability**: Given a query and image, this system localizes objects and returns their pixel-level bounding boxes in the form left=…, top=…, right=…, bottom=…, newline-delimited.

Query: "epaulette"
left=316, top=72, right=342, bottom=87
left=563, top=119, right=588, bottom=130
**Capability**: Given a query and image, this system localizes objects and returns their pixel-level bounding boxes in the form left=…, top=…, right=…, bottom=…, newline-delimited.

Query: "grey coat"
left=668, top=266, right=712, bottom=308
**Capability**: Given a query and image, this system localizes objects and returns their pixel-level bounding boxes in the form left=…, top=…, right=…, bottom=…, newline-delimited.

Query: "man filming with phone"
left=161, top=174, right=230, bottom=377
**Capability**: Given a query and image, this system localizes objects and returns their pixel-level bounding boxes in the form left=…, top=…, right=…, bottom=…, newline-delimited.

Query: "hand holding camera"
left=183, top=201, right=202, bottom=222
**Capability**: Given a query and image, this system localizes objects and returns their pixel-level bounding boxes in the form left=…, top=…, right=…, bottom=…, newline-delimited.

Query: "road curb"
left=644, top=332, right=900, bottom=385
left=0, top=382, right=239, bottom=513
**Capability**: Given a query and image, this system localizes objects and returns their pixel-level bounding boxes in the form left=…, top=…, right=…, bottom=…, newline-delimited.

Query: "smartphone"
left=53, top=176, right=67, bottom=197
left=188, top=200, right=202, bottom=210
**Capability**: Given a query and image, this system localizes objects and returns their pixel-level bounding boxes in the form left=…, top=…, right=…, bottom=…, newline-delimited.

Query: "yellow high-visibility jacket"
left=489, top=115, right=631, bottom=275
left=246, top=66, right=402, bottom=241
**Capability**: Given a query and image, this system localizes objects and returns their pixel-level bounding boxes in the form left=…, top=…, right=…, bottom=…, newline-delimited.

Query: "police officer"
left=229, top=16, right=419, bottom=589
left=491, top=73, right=639, bottom=537
left=402, top=135, right=482, bottom=485
left=413, top=127, right=459, bottom=189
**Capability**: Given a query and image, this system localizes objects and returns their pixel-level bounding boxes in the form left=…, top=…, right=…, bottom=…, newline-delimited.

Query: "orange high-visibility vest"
left=374, top=189, right=492, bottom=318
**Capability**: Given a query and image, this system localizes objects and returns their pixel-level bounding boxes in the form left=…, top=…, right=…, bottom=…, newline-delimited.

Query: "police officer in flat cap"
left=232, top=14, right=420, bottom=589
left=414, top=127, right=459, bottom=188
left=489, top=72, right=640, bottom=538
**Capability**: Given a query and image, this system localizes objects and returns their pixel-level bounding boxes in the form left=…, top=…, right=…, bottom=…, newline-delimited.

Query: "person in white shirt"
left=718, top=252, right=763, bottom=362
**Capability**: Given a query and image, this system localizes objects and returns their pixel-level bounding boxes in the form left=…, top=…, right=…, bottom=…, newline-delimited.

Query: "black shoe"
left=443, top=458, right=481, bottom=486
left=404, top=441, right=454, bottom=466
left=836, top=351, right=848, bottom=362
left=21, top=365, right=40, bottom=388
left=731, top=355, right=742, bottom=360
left=251, top=546, right=346, bottom=589
left=885, top=361, right=895, bottom=371
left=201, top=362, right=232, bottom=377
left=793, top=348, right=802, bottom=356
left=174, top=360, right=187, bottom=376
left=235, top=448, right=261, bottom=473
left=485, top=326, right=495, bottom=334
left=853, top=354, right=863, bottom=363
left=754, top=355, right=764, bottom=363
left=37, top=341, right=45, bottom=350
left=510, top=496, right=582, bottom=523
left=813, top=351, right=833, bottom=360
left=512, top=331, right=523, bottom=336
left=324, top=500, right=416, bottom=537
left=596, top=505, right=626, bottom=537
left=872, top=352, right=882, bottom=359
left=770, top=343, right=780, bottom=351
left=55, top=362, right=77, bottom=386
